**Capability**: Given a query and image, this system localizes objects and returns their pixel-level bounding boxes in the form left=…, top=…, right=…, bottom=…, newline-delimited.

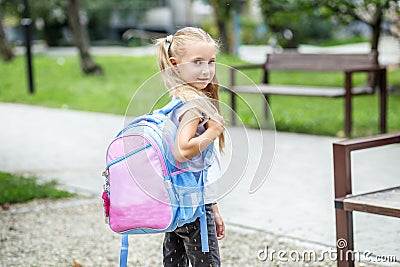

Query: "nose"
left=201, top=62, right=211, bottom=75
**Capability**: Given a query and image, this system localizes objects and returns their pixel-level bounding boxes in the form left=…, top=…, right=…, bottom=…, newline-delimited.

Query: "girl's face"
left=170, top=41, right=216, bottom=90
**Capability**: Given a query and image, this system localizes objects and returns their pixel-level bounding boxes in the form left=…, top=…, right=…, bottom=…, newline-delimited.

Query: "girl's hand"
left=206, top=114, right=225, bottom=136
left=212, top=204, right=225, bottom=240
left=174, top=110, right=224, bottom=162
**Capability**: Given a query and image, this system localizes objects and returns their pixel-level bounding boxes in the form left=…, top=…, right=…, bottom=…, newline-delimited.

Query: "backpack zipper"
left=106, top=143, right=151, bottom=169
left=105, top=132, right=168, bottom=177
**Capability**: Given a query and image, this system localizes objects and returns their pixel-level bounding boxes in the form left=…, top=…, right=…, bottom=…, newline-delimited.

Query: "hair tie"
left=166, top=35, right=173, bottom=44
left=166, top=35, right=173, bottom=54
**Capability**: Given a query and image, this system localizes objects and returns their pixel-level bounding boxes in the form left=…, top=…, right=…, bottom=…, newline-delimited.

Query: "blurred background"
left=1, top=0, right=400, bottom=62
left=0, top=0, right=399, bottom=136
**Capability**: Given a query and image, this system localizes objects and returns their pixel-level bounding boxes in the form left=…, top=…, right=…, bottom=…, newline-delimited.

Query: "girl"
left=156, top=27, right=225, bottom=267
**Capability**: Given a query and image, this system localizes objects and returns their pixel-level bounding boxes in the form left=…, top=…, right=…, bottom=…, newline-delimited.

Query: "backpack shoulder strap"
left=198, top=169, right=210, bottom=253
left=120, top=234, right=129, bottom=267
left=116, top=97, right=183, bottom=137
left=154, top=97, right=183, bottom=115
left=199, top=211, right=209, bottom=252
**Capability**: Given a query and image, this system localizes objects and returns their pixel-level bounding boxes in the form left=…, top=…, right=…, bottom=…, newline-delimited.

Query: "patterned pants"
left=163, top=204, right=220, bottom=267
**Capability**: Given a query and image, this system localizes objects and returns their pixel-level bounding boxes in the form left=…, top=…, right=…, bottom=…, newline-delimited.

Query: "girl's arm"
left=173, top=109, right=224, bottom=162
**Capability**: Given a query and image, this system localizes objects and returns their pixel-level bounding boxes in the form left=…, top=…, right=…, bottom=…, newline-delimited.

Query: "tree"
left=261, top=0, right=400, bottom=57
left=66, top=0, right=103, bottom=75
left=389, top=1, right=400, bottom=38
left=208, top=0, right=234, bottom=54
left=317, top=0, right=394, bottom=52
left=1, top=0, right=103, bottom=74
left=260, top=0, right=333, bottom=48
left=0, top=1, right=14, bottom=61
left=29, top=0, right=159, bottom=74
left=208, top=0, right=246, bottom=54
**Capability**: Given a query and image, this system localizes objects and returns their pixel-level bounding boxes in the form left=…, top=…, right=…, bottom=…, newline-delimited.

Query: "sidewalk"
left=0, top=102, right=399, bottom=265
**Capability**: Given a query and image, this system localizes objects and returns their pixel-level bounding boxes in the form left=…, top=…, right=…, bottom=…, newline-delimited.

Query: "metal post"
left=21, top=0, right=34, bottom=94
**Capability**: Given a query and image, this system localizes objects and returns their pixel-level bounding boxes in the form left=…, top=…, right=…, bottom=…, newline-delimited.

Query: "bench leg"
left=344, top=95, right=352, bottom=137
left=230, top=91, right=236, bottom=126
left=344, top=72, right=353, bottom=137
left=335, top=209, right=355, bottom=267
left=379, top=68, right=387, bottom=134
left=263, top=94, right=269, bottom=119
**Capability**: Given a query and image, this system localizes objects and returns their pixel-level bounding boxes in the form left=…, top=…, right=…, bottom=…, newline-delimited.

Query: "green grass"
left=0, top=55, right=159, bottom=114
left=0, top=54, right=399, bottom=137
left=0, top=171, right=75, bottom=205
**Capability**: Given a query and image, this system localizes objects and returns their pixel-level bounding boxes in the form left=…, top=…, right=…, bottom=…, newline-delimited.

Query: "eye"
left=208, top=60, right=216, bottom=65
left=193, top=60, right=202, bottom=65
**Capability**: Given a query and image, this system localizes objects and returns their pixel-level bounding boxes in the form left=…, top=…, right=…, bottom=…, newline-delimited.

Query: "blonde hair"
left=155, top=27, right=225, bottom=151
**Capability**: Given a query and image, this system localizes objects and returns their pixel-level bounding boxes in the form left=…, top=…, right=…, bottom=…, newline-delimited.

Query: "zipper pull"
left=102, top=168, right=109, bottom=177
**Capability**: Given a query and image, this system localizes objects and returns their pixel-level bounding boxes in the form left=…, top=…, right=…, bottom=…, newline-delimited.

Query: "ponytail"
left=156, top=37, right=173, bottom=71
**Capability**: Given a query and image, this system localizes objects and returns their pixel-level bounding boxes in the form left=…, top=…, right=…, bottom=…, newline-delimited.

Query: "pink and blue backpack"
left=102, top=97, right=213, bottom=266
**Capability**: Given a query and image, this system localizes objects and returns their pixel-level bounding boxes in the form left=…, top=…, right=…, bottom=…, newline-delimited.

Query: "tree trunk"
left=368, top=7, right=383, bottom=88
left=0, top=5, right=14, bottom=61
left=389, top=6, right=400, bottom=69
left=209, top=0, right=232, bottom=54
left=216, top=19, right=231, bottom=54
left=66, top=0, right=103, bottom=75
left=370, top=10, right=382, bottom=53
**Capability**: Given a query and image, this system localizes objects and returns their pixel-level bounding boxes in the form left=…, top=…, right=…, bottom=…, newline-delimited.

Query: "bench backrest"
left=265, top=51, right=378, bottom=71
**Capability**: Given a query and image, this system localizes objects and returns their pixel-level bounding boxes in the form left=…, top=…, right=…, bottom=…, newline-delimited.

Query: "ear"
left=169, top=57, right=178, bottom=66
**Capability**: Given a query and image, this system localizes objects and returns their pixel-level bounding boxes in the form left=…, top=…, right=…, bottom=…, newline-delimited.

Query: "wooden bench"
left=333, top=132, right=400, bottom=267
left=228, top=51, right=388, bottom=137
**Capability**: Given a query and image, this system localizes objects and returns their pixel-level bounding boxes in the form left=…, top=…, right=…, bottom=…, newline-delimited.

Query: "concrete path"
left=1, top=103, right=399, bottom=262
